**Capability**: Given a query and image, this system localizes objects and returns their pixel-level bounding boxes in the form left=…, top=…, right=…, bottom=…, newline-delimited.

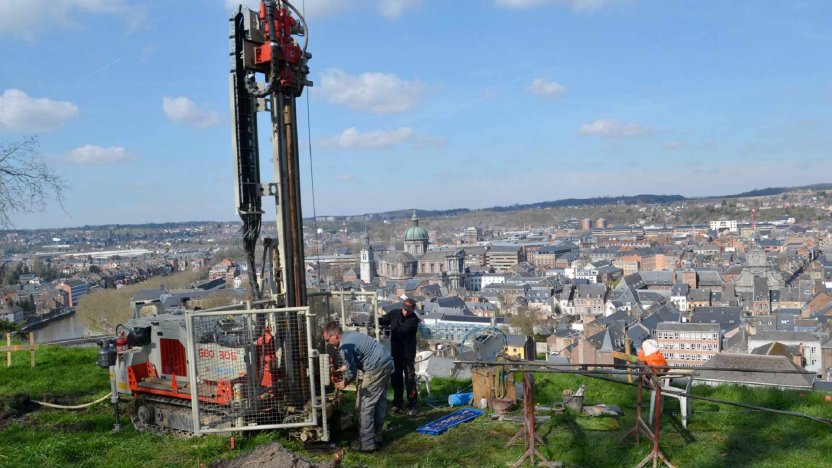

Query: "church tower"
left=404, top=211, right=429, bottom=256
left=360, top=232, right=376, bottom=282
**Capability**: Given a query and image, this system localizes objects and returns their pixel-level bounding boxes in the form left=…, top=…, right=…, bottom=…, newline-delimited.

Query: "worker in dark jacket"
left=379, top=297, right=421, bottom=415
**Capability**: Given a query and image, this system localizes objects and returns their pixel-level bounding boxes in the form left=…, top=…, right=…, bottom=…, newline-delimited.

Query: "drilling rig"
left=97, top=1, right=336, bottom=441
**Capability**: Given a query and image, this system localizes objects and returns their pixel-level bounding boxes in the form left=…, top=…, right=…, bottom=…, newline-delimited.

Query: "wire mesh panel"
left=308, top=291, right=379, bottom=339
left=185, top=306, right=322, bottom=434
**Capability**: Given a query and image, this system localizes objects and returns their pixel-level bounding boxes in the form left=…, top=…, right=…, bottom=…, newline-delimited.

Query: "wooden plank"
left=610, top=351, right=633, bottom=361
left=0, top=345, right=38, bottom=352
left=472, top=366, right=516, bottom=409
left=138, top=377, right=192, bottom=393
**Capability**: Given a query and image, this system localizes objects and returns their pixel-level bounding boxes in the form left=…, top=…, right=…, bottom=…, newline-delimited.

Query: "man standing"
left=379, top=297, right=421, bottom=416
left=323, top=322, right=392, bottom=452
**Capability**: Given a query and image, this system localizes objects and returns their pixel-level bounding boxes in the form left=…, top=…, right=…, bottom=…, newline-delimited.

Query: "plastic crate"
left=416, top=408, right=484, bottom=436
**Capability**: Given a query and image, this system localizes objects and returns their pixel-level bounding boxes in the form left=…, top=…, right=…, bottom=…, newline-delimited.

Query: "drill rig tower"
left=229, top=0, right=312, bottom=307
left=98, top=1, right=335, bottom=441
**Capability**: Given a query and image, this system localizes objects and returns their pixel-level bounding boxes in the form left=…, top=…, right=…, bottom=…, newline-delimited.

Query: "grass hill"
left=2, top=346, right=832, bottom=467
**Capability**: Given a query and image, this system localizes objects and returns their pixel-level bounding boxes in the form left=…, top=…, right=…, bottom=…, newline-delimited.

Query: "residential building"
left=696, top=354, right=814, bottom=390
left=710, top=220, right=738, bottom=233
left=486, top=246, right=522, bottom=272
left=656, top=322, right=721, bottom=367
left=670, top=283, right=689, bottom=312
left=613, top=255, right=640, bottom=276
left=57, top=279, right=88, bottom=307
left=574, top=283, right=608, bottom=316
left=747, top=330, right=824, bottom=375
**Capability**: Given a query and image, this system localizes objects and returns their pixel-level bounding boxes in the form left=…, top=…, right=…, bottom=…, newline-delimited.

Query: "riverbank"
left=21, top=308, right=75, bottom=332
left=76, top=270, right=204, bottom=334
left=30, top=314, right=88, bottom=344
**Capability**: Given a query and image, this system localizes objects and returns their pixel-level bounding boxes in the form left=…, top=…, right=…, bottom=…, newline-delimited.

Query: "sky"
left=1, top=0, right=831, bottom=229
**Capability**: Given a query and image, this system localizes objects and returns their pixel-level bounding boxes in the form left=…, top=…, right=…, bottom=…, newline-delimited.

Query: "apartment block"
left=656, top=322, right=721, bottom=367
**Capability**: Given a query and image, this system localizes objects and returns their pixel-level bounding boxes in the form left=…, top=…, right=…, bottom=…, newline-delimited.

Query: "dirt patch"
left=0, top=394, right=40, bottom=430
left=211, top=442, right=339, bottom=468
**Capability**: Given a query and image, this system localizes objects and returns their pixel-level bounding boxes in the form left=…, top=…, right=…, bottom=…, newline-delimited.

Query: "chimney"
left=797, top=342, right=806, bottom=367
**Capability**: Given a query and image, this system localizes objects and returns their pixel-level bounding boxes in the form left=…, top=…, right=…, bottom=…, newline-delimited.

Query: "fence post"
left=30, top=332, right=35, bottom=367
left=2, top=332, right=38, bottom=367
left=339, top=293, right=346, bottom=329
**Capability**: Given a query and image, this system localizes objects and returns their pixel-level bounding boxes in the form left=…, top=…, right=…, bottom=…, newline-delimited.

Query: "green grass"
left=2, top=348, right=832, bottom=467
left=0, top=345, right=109, bottom=399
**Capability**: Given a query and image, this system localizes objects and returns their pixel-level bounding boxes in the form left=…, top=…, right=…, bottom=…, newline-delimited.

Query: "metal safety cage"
left=185, top=305, right=329, bottom=437
left=308, top=291, right=380, bottom=340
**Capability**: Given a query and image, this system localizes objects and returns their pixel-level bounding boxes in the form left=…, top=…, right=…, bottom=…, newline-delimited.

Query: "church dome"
left=404, top=211, right=429, bottom=241
left=382, top=251, right=417, bottom=263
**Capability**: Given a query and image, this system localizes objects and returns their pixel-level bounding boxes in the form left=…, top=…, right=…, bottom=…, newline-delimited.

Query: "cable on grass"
left=34, top=392, right=112, bottom=410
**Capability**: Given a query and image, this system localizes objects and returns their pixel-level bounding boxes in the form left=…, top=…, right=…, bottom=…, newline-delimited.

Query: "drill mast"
left=229, top=0, right=312, bottom=307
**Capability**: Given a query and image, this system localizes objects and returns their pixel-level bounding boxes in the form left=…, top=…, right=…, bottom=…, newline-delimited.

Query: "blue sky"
left=1, top=0, right=831, bottom=229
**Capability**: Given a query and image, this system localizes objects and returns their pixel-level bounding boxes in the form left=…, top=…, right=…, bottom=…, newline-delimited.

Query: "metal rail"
left=454, top=360, right=817, bottom=375
left=457, top=361, right=832, bottom=426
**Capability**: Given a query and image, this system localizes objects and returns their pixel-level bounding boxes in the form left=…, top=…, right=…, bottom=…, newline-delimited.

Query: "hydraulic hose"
left=34, top=392, right=112, bottom=410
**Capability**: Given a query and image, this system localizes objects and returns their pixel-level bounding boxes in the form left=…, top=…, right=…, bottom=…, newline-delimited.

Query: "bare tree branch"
left=0, top=136, right=67, bottom=228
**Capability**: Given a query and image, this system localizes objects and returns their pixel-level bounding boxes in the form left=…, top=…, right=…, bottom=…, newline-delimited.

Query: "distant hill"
left=717, top=183, right=832, bottom=199
left=483, top=194, right=685, bottom=212
left=309, top=182, right=831, bottom=221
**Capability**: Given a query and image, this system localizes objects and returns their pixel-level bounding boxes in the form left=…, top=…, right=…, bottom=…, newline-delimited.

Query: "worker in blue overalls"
left=324, top=321, right=393, bottom=452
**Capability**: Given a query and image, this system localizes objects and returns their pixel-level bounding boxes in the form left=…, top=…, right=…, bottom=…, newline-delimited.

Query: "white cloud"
left=579, top=119, right=651, bottom=138
left=223, top=0, right=419, bottom=19
left=320, top=127, right=414, bottom=149
left=318, top=68, right=425, bottom=114
left=0, top=0, right=141, bottom=39
left=495, top=0, right=620, bottom=12
left=377, top=0, right=422, bottom=18
left=162, top=97, right=220, bottom=128
left=63, top=145, right=133, bottom=165
left=527, top=78, right=566, bottom=97
left=0, top=89, right=79, bottom=132
left=338, top=173, right=355, bottom=182
left=663, top=141, right=686, bottom=150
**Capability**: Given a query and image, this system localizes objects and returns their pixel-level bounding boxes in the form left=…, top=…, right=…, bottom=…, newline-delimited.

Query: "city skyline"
left=1, top=0, right=831, bottom=229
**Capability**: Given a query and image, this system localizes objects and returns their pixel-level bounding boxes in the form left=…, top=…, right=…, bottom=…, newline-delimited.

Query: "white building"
left=747, top=331, right=824, bottom=375
left=480, top=273, right=507, bottom=290
left=709, top=220, right=738, bottom=232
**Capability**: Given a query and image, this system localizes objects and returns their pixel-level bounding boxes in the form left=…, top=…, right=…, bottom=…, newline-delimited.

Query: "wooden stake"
left=1, top=332, right=38, bottom=367
left=30, top=332, right=35, bottom=367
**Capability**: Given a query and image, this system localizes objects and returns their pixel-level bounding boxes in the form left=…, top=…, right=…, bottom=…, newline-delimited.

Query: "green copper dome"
left=404, top=211, right=428, bottom=241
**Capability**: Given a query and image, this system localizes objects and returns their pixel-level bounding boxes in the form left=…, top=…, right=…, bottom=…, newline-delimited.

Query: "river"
left=30, top=314, right=89, bottom=343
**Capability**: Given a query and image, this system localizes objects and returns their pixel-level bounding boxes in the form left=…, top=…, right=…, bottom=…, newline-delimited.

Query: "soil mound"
left=211, top=442, right=337, bottom=468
